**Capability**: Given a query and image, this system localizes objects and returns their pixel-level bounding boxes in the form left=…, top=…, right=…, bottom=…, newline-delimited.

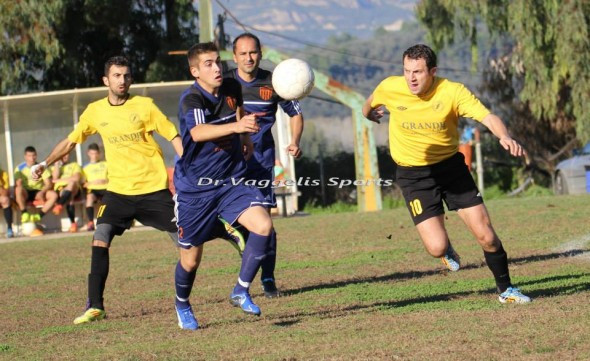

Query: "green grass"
left=1, top=194, right=590, bottom=360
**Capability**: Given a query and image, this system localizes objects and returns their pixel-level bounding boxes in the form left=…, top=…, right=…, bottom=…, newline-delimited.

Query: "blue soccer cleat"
left=175, top=305, right=199, bottom=330
left=498, top=287, right=532, bottom=304
left=6, top=228, right=14, bottom=238
left=440, top=243, right=461, bottom=272
left=229, top=290, right=261, bottom=316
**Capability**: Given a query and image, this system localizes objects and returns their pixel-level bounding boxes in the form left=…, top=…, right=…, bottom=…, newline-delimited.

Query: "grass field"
left=1, top=195, right=590, bottom=360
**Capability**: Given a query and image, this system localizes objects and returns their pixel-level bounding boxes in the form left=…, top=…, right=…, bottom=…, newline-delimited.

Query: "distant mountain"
left=212, top=0, right=417, bottom=48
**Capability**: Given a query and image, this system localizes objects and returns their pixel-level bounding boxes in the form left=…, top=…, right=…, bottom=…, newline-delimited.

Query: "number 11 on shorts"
left=409, top=199, right=422, bottom=217
left=97, top=205, right=107, bottom=218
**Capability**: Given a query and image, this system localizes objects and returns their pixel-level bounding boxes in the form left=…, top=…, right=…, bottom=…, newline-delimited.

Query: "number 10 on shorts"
left=409, top=199, right=422, bottom=217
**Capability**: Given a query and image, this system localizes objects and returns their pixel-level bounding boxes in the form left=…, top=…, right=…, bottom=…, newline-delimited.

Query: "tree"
left=416, top=0, right=590, bottom=169
left=0, top=1, right=64, bottom=94
left=0, top=0, right=198, bottom=95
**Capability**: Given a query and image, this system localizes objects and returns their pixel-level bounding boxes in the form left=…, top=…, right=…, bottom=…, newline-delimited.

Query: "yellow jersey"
left=52, top=161, right=82, bottom=190
left=372, top=76, right=490, bottom=166
left=0, top=169, right=8, bottom=190
left=14, top=162, right=52, bottom=191
left=83, top=161, right=108, bottom=190
left=68, top=95, right=178, bottom=195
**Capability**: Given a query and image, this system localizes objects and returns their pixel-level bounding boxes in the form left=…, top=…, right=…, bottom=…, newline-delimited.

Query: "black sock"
left=88, top=246, right=109, bottom=310
left=3, top=207, right=13, bottom=228
left=58, top=190, right=72, bottom=205
left=66, top=205, right=75, bottom=223
left=86, top=207, right=94, bottom=221
left=484, top=244, right=512, bottom=293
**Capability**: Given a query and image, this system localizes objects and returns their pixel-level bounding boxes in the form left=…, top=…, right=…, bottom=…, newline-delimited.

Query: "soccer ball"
left=272, top=58, right=315, bottom=100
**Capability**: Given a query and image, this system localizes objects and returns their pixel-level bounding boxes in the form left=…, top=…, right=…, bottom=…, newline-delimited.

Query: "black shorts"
left=395, top=152, right=483, bottom=225
left=89, top=189, right=107, bottom=198
left=96, top=189, right=177, bottom=235
left=26, top=190, right=39, bottom=202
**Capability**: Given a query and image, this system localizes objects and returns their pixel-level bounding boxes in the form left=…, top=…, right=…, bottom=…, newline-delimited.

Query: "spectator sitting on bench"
left=82, top=143, right=107, bottom=231
left=14, top=146, right=58, bottom=237
left=0, top=166, right=14, bottom=238
left=51, top=152, right=82, bottom=233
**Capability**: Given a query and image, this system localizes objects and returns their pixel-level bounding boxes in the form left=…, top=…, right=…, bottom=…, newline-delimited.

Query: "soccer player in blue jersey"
left=173, top=42, right=274, bottom=330
left=224, top=33, right=304, bottom=298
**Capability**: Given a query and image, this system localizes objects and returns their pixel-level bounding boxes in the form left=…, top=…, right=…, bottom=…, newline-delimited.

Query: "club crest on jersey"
left=259, top=86, right=273, bottom=101
left=226, top=96, right=237, bottom=110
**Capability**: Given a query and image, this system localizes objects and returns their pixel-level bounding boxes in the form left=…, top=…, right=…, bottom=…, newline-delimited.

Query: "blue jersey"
left=174, top=79, right=246, bottom=196
left=225, top=68, right=302, bottom=174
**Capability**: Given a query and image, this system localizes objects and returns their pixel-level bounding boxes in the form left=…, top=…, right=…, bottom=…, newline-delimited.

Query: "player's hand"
left=30, top=161, right=47, bottom=181
left=287, top=143, right=302, bottom=159
left=367, top=106, right=384, bottom=124
left=499, top=136, right=526, bottom=157
left=235, top=114, right=260, bottom=134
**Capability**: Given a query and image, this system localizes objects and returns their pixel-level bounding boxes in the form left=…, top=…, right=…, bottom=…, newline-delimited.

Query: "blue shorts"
left=174, top=183, right=265, bottom=248
left=246, top=166, right=276, bottom=207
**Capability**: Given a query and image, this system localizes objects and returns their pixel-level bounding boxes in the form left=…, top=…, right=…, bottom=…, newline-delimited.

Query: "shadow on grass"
left=282, top=248, right=590, bottom=297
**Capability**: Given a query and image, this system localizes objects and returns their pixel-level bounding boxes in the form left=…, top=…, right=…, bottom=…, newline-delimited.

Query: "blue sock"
left=260, top=229, right=277, bottom=281
left=175, top=261, right=196, bottom=309
left=234, top=231, right=269, bottom=294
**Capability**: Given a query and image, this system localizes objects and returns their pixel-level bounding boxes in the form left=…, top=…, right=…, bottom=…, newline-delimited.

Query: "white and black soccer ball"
left=272, top=58, right=315, bottom=101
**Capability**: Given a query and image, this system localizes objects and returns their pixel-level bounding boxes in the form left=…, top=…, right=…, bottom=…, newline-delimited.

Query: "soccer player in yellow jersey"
left=0, top=167, right=14, bottom=238
left=51, top=152, right=82, bottom=232
left=14, top=146, right=58, bottom=236
left=363, top=44, right=531, bottom=304
left=82, top=143, right=107, bottom=231
left=32, top=56, right=183, bottom=324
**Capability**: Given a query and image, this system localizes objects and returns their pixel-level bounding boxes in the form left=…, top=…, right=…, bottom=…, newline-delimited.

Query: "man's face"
left=403, top=57, right=436, bottom=96
left=103, top=65, right=132, bottom=97
left=233, top=37, right=261, bottom=76
left=24, top=151, right=37, bottom=166
left=87, top=149, right=100, bottom=162
left=191, top=51, right=223, bottom=91
left=61, top=153, right=70, bottom=163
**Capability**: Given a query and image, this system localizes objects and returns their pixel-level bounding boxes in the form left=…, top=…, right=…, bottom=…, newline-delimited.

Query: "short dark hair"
left=24, top=146, right=36, bottom=153
left=232, top=33, right=261, bottom=53
left=88, top=143, right=100, bottom=151
left=187, top=42, right=218, bottom=68
left=403, top=44, right=437, bottom=70
left=104, top=56, right=131, bottom=76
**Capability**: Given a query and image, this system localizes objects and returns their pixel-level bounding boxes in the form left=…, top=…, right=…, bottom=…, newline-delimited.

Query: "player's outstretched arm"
left=31, top=138, right=77, bottom=180
left=362, top=94, right=384, bottom=124
left=189, top=113, right=259, bottom=142
left=170, top=135, right=183, bottom=157
left=481, top=113, right=526, bottom=158
left=287, top=114, right=304, bottom=159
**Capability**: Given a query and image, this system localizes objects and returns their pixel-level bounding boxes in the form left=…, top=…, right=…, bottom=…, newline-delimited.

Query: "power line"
left=216, top=1, right=480, bottom=74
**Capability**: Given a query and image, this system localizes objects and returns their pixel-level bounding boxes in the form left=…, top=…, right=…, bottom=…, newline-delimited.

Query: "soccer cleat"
left=261, top=278, right=280, bottom=298
left=6, top=228, right=14, bottom=238
left=229, top=290, right=261, bottom=316
left=73, top=307, right=106, bottom=324
left=21, top=212, right=31, bottom=223
left=440, top=244, right=461, bottom=272
left=218, top=217, right=246, bottom=257
left=87, top=221, right=95, bottom=232
left=31, top=213, right=42, bottom=223
left=498, top=287, right=532, bottom=304
left=52, top=204, right=64, bottom=216
left=69, top=223, right=78, bottom=233
left=175, top=305, right=199, bottom=330
left=30, top=228, right=44, bottom=237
